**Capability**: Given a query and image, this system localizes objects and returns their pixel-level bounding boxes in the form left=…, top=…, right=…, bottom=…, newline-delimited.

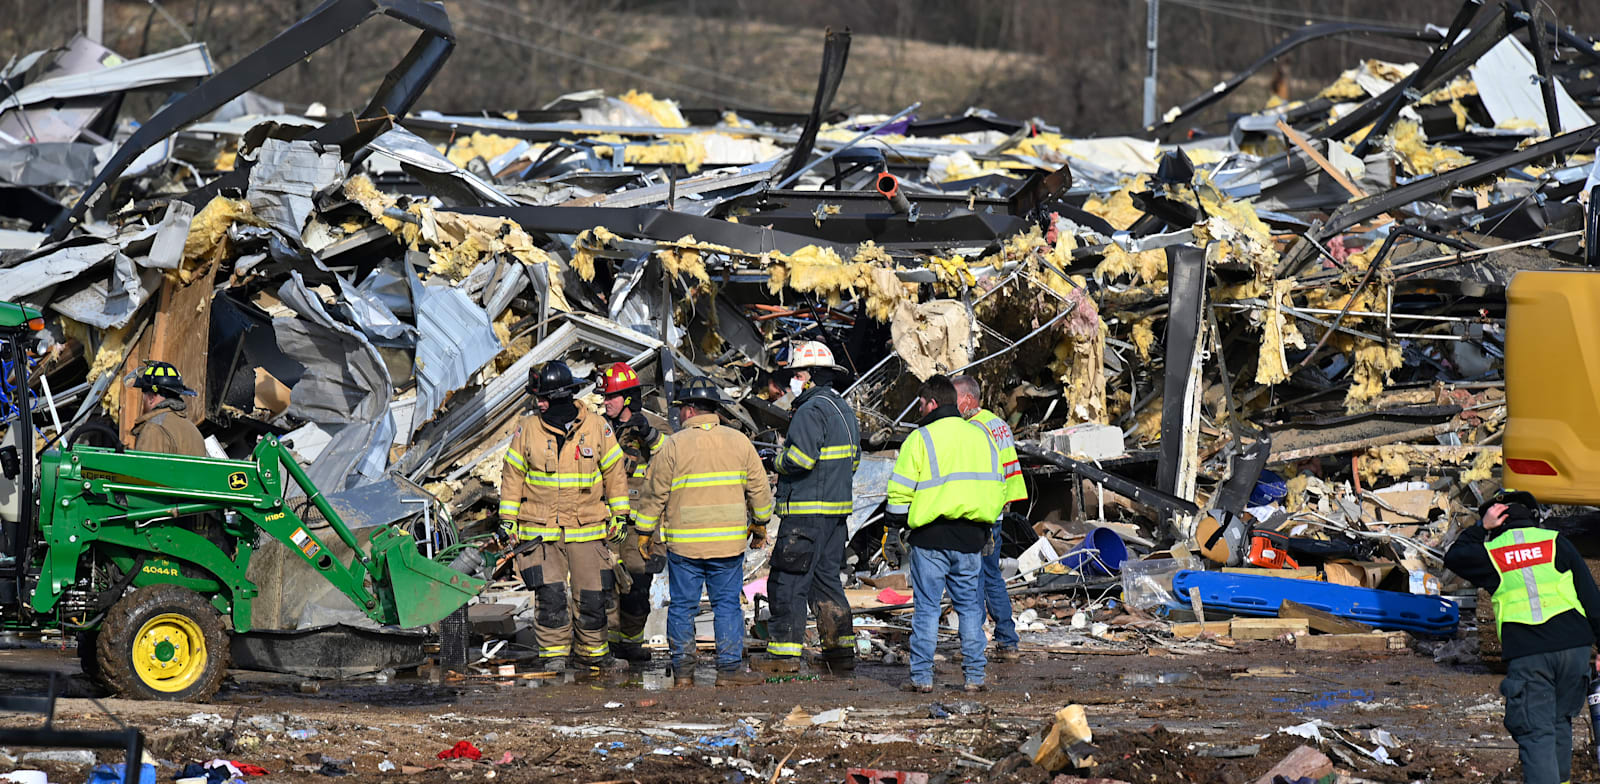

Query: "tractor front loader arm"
left=34, top=437, right=482, bottom=632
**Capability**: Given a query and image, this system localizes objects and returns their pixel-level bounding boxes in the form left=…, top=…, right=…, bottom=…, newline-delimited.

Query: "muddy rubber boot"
left=752, top=654, right=802, bottom=674
left=541, top=657, right=568, bottom=673
left=992, top=647, right=1021, bottom=663
left=613, top=642, right=653, bottom=663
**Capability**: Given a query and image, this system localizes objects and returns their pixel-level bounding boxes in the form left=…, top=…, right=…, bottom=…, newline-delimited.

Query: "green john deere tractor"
left=0, top=301, right=485, bottom=701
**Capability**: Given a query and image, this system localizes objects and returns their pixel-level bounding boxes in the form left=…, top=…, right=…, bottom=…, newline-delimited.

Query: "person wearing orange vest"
left=499, top=361, right=632, bottom=673
left=599, top=361, right=667, bottom=663
left=1445, top=491, right=1600, bottom=784
left=953, top=375, right=1025, bottom=662
left=634, top=377, right=772, bottom=685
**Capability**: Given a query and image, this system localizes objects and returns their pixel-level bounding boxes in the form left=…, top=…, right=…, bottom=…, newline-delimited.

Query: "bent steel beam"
left=47, top=0, right=454, bottom=243
left=1148, top=21, right=1440, bottom=139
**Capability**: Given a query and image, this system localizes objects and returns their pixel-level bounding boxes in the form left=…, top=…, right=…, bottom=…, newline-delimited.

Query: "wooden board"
left=1294, top=631, right=1408, bottom=652
left=1277, top=599, right=1375, bottom=635
left=116, top=267, right=216, bottom=442
left=1229, top=618, right=1309, bottom=640
left=1222, top=566, right=1321, bottom=581
left=1170, top=622, right=1231, bottom=639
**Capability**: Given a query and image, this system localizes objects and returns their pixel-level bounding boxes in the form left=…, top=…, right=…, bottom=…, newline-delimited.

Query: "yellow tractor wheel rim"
left=131, top=613, right=206, bottom=693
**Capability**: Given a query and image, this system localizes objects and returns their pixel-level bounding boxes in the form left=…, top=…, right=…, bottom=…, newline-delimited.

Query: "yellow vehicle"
left=1504, top=270, right=1600, bottom=500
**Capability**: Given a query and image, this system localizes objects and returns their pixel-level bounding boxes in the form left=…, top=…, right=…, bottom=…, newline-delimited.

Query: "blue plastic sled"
left=1171, top=570, right=1458, bottom=636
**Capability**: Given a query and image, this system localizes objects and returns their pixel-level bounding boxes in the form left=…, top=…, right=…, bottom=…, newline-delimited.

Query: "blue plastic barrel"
left=1060, top=527, right=1129, bottom=574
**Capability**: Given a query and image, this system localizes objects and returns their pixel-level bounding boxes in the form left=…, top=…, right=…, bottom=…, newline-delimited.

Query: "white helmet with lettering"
left=789, top=340, right=844, bottom=372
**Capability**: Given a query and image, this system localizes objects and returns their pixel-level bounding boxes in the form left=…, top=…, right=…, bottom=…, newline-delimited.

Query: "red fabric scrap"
left=233, top=762, right=270, bottom=776
left=437, top=741, right=483, bottom=761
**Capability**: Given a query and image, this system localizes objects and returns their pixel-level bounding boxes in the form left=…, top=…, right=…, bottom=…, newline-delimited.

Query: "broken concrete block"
left=1042, top=424, right=1124, bottom=461
left=468, top=603, right=518, bottom=636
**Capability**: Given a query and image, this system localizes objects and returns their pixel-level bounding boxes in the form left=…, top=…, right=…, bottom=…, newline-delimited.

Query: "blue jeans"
left=983, top=520, right=1019, bottom=649
left=908, top=546, right=986, bottom=686
left=666, top=551, right=745, bottom=671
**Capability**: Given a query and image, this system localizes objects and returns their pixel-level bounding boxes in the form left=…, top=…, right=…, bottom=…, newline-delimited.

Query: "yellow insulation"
left=1389, top=119, right=1473, bottom=176
left=1255, top=278, right=1306, bottom=385
left=443, top=132, right=521, bottom=169
left=344, top=175, right=569, bottom=310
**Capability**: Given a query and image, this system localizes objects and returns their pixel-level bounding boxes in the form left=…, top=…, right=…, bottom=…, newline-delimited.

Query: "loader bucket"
left=368, top=526, right=485, bottom=629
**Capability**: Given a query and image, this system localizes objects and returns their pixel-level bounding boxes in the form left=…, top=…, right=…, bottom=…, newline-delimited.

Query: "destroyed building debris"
left=3, top=0, right=1600, bottom=779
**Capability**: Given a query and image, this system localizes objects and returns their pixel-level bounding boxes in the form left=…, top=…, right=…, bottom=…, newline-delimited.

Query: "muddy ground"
left=0, top=639, right=1572, bottom=784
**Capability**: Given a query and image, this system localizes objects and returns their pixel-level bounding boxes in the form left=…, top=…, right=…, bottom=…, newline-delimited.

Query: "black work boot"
left=819, top=653, right=856, bottom=676
left=613, top=642, right=653, bottom=663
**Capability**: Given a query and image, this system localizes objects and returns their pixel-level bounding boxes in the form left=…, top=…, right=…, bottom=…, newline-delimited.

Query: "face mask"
left=789, top=377, right=806, bottom=397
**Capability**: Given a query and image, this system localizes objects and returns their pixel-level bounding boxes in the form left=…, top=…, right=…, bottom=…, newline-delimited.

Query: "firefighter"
left=599, top=361, right=667, bottom=663
left=952, top=375, right=1026, bottom=662
left=499, top=361, right=632, bottom=673
left=633, top=377, right=772, bottom=685
left=757, top=340, right=861, bottom=674
left=884, top=375, right=1006, bottom=693
left=1444, top=491, right=1600, bottom=784
left=129, top=361, right=205, bottom=456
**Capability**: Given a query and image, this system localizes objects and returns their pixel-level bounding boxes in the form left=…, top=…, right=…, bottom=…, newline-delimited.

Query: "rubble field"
left=0, top=642, right=1556, bottom=784
left=4, top=0, right=1600, bottom=781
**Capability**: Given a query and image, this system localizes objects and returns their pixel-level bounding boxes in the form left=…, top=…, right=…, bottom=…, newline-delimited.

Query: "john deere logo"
left=227, top=472, right=248, bottom=490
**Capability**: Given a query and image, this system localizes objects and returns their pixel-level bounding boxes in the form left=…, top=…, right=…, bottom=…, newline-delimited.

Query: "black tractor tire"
left=76, top=630, right=106, bottom=686
left=98, top=585, right=229, bottom=702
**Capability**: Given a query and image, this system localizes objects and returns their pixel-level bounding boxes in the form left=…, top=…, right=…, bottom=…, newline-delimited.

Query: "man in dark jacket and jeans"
left=1444, top=490, right=1600, bottom=784
left=757, top=341, right=860, bottom=674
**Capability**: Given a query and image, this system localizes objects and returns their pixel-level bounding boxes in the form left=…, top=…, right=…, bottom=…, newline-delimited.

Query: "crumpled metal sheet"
left=0, top=142, right=99, bottom=186
left=410, top=282, right=502, bottom=433
left=245, top=137, right=346, bottom=238
left=847, top=454, right=894, bottom=540
left=274, top=271, right=394, bottom=492
left=49, top=253, right=159, bottom=329
left=0, top=241, right=117, bottom=300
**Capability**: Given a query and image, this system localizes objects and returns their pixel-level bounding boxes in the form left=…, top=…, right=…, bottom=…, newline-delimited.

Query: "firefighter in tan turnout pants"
left=500, top=361, right=632, bottom=673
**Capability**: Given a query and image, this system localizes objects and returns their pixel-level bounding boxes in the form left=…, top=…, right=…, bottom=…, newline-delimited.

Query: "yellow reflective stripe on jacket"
left=751, top=502, right=773, bottom=521
left=504, top=448, right=528, bottom=473
left=607, top=496, right=631, bottom=515
left=513, top=522, right=608, bottom=542
left=599, top=444, right=624, bottom=471
left=782, top=444, right=816, bottom=470
left=818, top=444, right=857, bottom=461
left=775, top=499, right=853, bottom=515
left=522, top=470, right=603, bottom=487
left=663, top=524, right=749, bottom=543
left=670, top=470, right=750, bottom=490
left=499, top=500, right=522, bottom=516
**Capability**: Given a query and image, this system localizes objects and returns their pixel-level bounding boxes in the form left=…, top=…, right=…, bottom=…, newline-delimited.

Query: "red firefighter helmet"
left=601, top=362, right=642, bottom=396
